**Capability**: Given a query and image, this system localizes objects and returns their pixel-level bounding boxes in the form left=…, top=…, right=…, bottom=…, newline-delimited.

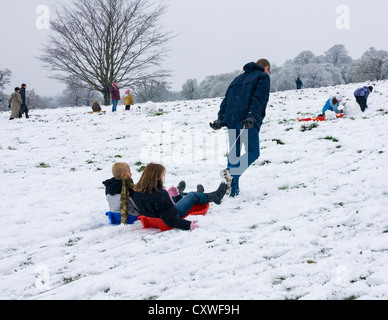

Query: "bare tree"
left=294, top=51, right=317, bottom=66
left=324, top=44, right=353, bottom=84
left=0, top=69, right=12, bottom=90
left=39, top=0, right=172, bottom=105
left=133, top=79, right=170, bottom=102
left=352, top=47, right=388, bottom=82
left=58, top=76, right=102, bottom=107
left=300, top=63, right=332, bottom=88
left=324, top=45, right=351, bottom=67
left=26, top=89, right=44, bottom=110
left=0, top=69, right=12, bottom=109
left=181, top=79, right=199, bottom=100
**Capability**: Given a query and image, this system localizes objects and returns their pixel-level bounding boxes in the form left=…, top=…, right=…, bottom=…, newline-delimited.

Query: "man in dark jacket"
left=296, top=77, right=303, bottom=90
left=19, top=83, right=29, bottom=118
left=210, top=59, right=271, bottom=197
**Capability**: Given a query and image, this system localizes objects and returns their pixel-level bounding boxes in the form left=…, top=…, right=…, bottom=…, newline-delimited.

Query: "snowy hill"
left=1, top=80, right=388, bottom=300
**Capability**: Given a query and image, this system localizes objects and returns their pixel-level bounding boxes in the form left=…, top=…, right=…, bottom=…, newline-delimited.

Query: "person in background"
left=123, top=89, right=134, bottom=111
left=9, top=87, right=23, bottom=120
left=354, top=86, right=373, bottom=112
left=91, top=100, right=102, bottom=112
left=110, top=81, right=120, bottom=112
left=321, top=94, right=344, bottom=115
left=296, top=77, right=303, bottom=90
left=19, top=83, right=29, bottom=118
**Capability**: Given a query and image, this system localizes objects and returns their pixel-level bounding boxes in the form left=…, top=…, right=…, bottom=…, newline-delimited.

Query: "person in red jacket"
left=110, top=81, right=121, bottom=112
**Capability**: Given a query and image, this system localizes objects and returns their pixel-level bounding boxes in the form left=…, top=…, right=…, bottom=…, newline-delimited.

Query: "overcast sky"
left=0, top=0, right=387, bottom=97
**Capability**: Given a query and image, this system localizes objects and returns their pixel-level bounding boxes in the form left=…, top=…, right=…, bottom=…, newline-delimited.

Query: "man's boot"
left=206, top=183, right=227, bottom=205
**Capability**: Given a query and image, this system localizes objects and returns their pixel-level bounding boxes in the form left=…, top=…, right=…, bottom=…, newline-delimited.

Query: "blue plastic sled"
left=105, top=212, right=138, bottom=225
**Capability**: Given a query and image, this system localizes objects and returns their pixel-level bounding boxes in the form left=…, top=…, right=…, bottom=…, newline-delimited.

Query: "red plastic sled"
left=298, top=113, right=344, bottom=122
left=138, top=203, right=210, bottom=232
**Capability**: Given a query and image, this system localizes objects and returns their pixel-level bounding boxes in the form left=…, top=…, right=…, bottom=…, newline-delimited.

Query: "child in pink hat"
left=123, top=89, right=134, bottom=111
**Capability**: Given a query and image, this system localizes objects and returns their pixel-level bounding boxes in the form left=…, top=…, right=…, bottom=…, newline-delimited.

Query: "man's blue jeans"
left=175, top=192, right=208, bottom=218
left=227, top=124, right=260, bottom=193
left=112, top=100, right=118, bottom=112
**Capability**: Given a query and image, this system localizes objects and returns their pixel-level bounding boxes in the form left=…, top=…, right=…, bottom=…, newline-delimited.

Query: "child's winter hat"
left=336, top=94, right=343, bottom=101
left=125, top=89, right=130, bottom=94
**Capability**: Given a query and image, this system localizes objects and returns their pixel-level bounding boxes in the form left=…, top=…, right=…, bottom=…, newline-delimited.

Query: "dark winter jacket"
left=217, top=62, right=270, bottom=130
left=354, top=86, right=370, bottom=100
left=20, top=88, right=27, bottom=106
left=92, top=100, right=102, bottom=112
left=296, top=77, right=303, bottom=88
left=132, top=185, right=192, bottom=230
left=102, top=177, right=139, bottom=216
left=110, top=84, right=120, bottom=101
left=103, top=177, right=134, bottom=197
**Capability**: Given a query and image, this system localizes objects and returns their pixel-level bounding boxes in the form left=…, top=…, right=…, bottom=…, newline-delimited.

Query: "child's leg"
left=174, top=184, right=205, bottom=203
left=172, top=192, right=184, bottom=203
left=356, top=97, right=367, bottom=112
left=175, top=192, right=208, bottom=218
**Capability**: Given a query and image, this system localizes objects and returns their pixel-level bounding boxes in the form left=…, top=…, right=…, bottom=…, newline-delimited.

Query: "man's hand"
left=209, top=120, right=225, bottom=130
left=241, top=117, right=257, bottom=129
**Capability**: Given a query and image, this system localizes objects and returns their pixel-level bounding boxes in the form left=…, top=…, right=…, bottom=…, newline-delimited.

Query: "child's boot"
left=177, top=181, right=186, bottom=193
left=197, top=184, right=205, bottom=193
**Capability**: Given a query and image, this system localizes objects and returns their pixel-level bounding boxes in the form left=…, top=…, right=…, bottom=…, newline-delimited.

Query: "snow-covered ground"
left=1, top=80, right=388, bottom=300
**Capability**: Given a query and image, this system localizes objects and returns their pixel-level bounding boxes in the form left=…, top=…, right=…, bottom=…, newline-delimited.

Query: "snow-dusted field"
left=1, top=81, right=388, bottom=300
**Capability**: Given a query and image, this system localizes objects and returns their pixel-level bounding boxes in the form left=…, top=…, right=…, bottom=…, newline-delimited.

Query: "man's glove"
left=8, top=105, right=11, bottom=109
left=241, top=117, right=257, bottom=129
left=209, top=120, right=225, bottom=130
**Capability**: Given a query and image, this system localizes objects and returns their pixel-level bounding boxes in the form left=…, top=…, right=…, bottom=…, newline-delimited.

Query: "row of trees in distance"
left=180, top=45, right=388, bottom=100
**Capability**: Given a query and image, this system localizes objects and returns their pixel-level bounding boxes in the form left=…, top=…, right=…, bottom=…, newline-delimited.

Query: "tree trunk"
left=103, top=88, right=111, bottom=106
